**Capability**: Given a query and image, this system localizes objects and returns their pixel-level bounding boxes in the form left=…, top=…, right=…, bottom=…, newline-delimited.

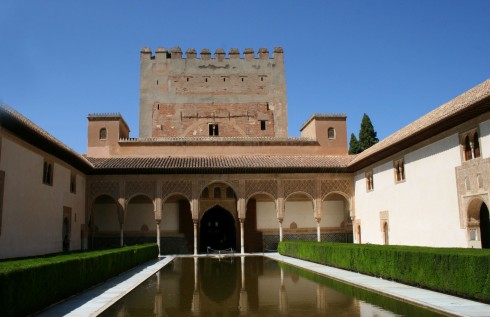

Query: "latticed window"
left=328, top=127, right=336, bottom=139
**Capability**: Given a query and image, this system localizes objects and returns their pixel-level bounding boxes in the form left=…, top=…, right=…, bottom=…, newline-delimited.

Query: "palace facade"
left=0, top=47, right=489, bottom=259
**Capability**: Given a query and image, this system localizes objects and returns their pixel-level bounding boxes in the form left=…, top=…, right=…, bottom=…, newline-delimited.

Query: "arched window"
left=202, top=188, right=209, bottom=198
left=473, top=132, right=481, bottom=158
left=99, top=128, right=107, bottom=140
left=214, top=187, right=221, bottom=199
left=43, top=161, right=53, bottom=185
left=226, top=187, right=234, bottom=198
left=327, top=127, right=335, bottom=139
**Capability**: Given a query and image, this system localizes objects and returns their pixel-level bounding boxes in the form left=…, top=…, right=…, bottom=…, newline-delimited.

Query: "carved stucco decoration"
left=245, top=179, right=277, bottom=200
left=89, top=180, right=119, bottom=204
left=283, top=179, right=315, bottom=199
left=161, top=180, right=192, bottom=201
left=126, top=181, right=155, bottom=200
left=321, top=179, right=352, bottom=198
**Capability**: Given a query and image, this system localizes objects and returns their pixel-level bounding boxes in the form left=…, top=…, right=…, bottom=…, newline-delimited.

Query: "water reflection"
left=100, top=256, right=444, bottom=317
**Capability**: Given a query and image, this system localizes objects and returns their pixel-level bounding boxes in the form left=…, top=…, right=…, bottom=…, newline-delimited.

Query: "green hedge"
left=278, top=241, right=490, bottom=303
left=0, top=243, right=158, bottom=317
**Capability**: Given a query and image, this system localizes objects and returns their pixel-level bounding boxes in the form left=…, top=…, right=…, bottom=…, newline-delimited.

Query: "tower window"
left=209, top=124, right=219, bottom=136
left=99, top=128, right=107, bottom=140
left=328, top=127, right=336, bottom=139
left=260, top=120, right=267, bottom=131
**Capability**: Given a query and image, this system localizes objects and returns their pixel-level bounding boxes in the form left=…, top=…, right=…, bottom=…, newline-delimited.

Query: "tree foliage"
left=349, top=113, right=379, bottom=154
left=348, top=133, right=361, bottom=154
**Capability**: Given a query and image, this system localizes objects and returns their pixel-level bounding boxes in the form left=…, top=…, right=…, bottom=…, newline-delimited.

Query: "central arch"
left=200, top=206, right=236, bottom=252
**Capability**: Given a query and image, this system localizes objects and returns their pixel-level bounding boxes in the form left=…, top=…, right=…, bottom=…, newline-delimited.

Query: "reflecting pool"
left=100, top=256, right=445, bottom=316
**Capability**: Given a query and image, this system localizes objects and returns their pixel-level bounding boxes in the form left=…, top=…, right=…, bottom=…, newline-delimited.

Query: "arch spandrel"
left=161, top=180, right=192, bottom=201
left=283, top=179, right=315, bottom=198
left=321, top=179, right=353, bottom=197
left=245, top=180, right=278, bottom=201
left=88, top=180, right=119, bottom=207
left=125, top=181, right=155, bottom=201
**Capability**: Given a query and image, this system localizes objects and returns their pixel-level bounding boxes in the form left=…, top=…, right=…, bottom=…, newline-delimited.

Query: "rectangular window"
left=0, top=170, right=4, bottom=235
left=209, top=123, right=219, bottom=136
left=260, top=120, right=267, bottom=131
left=70, top=173, right=76, bottom=194
left=366, top=171, right=374, bottom=191
left=394, top=158, right=405, bottom=183
left=42, top=161, right=53, bottom=186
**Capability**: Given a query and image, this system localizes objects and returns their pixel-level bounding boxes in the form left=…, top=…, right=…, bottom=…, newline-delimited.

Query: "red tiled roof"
left=86, top=155, right=352, bottom=174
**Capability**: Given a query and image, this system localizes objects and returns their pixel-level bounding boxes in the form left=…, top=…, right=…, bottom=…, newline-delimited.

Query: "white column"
left=316, top=218, right=321, bottom=242
left=193, top=220, right=198, bottom=256
left=156, top=221, right=161, bottom=256
left=240, top=219, right=245, bottom=254
left=279, top=219, right=283, bottom=242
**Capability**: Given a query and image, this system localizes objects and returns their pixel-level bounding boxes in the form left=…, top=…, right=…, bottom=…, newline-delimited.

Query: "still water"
left=100, top=256, right=445, bottom=317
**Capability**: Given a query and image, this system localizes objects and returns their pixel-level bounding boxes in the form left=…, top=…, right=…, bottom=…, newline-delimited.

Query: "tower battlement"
left=139, top=46, right=288, bottom=139
left=140, top=47, right=284, bottom=61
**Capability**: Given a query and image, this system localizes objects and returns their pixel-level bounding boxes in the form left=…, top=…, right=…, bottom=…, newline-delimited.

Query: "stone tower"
left=138, top=47, right=288, bottom=138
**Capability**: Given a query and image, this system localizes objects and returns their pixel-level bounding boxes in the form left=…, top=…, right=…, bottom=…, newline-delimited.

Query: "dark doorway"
left=480, top=203, right=490, bottom=249
left=200, top=206, right=236, bottom=252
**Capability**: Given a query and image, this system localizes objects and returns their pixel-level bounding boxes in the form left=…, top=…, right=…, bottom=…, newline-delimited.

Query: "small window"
left=70, top=173, right=76, bottom=194
left=461, top=129, right=481, bottom=162
left=214, top=187, right=221, bottom=198
left=226, top=187, right=234, bottom=198
left=209, top=124, right=219, bottom=136
left=43, top=161, right=53, bottom=186
left=260, top=120, right=267, bottom=131
left=202, top=188, right=209, bottom=198
left=366, top=171, right=374, bottom=191
left=99, top=128, right=107, bottom=140
left=394, top=159, right=405, bottom=182
left=328, top=127, right=335, bottom=139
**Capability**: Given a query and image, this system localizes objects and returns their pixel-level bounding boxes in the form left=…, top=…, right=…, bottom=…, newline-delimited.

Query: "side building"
left=351, top=80, right=490, bottom=248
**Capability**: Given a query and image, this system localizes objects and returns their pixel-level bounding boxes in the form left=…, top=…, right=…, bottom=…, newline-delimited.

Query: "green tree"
left=358, top=113, right=378, bottom=151
left=348, top=133, right=361, bottom=154
left=349, top=113, right=379, bottom=154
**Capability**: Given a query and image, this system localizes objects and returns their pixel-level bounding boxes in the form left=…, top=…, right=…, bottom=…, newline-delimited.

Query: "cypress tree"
left=358, top=113, right=378, bottom=151
left=348, top=133, right=361, bottom=154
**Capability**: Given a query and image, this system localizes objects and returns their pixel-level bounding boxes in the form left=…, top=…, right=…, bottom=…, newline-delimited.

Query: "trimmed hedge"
left=278, top=241, right=490, bottom=303
left=0, top=243, right=158, bottom=317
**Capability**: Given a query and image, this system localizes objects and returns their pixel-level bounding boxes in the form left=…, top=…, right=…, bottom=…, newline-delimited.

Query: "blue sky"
left=1, top=1, right=489, bottom=154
